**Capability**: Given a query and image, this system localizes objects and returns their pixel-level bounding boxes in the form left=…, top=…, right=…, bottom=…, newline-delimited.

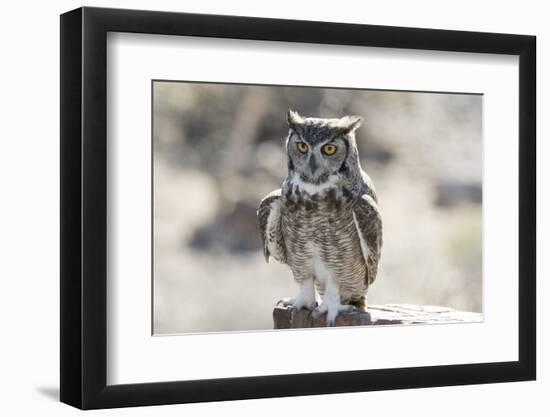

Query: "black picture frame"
left=60, top=6, right=536, bottom=410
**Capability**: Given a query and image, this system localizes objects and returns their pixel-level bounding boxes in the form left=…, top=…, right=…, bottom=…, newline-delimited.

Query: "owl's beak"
left=308, top=154, right=318, bottom=175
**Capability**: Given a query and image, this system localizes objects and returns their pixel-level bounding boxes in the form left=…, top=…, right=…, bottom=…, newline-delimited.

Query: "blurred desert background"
left=152, top=81, right=482, bottom=335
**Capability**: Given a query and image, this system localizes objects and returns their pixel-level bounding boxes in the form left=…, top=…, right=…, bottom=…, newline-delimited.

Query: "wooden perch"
left=273, top=304, right=482, bottom=329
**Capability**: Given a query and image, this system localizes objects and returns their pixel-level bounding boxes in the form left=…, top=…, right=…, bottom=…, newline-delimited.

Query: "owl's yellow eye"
left=322, top=144, right=337, bottom=155
left=296, top=141, right=309, bottom=153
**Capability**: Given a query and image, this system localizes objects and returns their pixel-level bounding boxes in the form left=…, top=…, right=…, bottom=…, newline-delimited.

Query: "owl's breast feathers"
left=257, top=189, right=287, bottom=264
left=258, top=175, right=382, bottom=287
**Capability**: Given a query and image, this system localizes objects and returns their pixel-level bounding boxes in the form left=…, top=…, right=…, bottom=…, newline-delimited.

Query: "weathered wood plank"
left=273, top=304, right=482, bottom=329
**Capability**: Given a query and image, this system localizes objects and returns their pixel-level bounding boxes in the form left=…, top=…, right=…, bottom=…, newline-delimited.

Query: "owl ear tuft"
left=338, top=115, right=363, bottom=133
left=287, top=109, right=304, bottom=131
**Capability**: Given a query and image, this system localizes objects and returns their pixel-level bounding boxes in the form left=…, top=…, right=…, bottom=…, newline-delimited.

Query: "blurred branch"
left=221, top=88, right=273, bottom=174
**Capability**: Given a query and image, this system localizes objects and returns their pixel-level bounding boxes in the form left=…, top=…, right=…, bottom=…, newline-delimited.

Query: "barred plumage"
left=258, top=110, right=383, bottom=326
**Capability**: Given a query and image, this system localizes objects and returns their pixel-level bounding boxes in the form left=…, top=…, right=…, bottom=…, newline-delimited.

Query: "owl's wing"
left=352, top=194, right=383, bottom=285
left=257, top=189, right=287, bottom=264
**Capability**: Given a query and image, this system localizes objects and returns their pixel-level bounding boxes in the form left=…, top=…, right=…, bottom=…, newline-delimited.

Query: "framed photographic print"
left=60, top=6, right=536, bottom=409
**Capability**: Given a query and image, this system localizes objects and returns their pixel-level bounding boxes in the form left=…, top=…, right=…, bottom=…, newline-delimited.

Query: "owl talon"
left=308, top=301, right=319, bottom=310
left=342, top=305, right=358, bottom=313
left=289, top=306, right=299, bottom=321
left=289, top=302, right=318, bottom=321
left=276, top=298, right=295, bottom=307
left=326, top=319, right=335, bottom=327
left=311, top=304, right=327, bottom=319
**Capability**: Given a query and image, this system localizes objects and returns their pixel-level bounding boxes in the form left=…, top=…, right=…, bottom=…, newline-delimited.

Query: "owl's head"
left=285, top=110, right=363, bottom=184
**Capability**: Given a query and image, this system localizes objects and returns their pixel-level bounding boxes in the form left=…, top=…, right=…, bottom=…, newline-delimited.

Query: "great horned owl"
left=258, top=110, right=383, bottom=326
